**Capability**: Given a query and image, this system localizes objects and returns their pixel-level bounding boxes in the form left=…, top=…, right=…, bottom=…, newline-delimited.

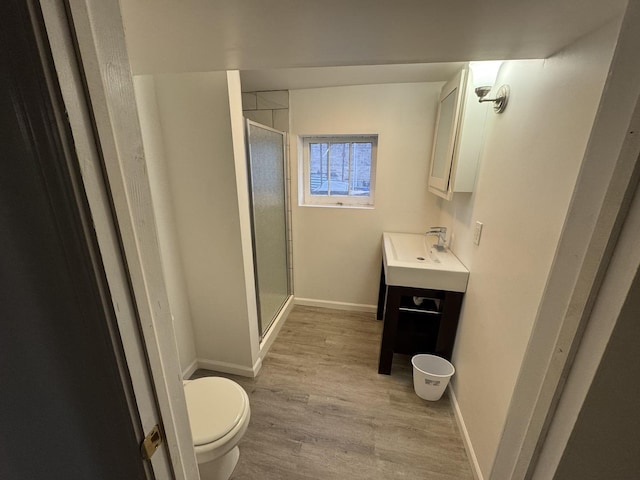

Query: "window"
left=301, top=135, right=377, bottom=207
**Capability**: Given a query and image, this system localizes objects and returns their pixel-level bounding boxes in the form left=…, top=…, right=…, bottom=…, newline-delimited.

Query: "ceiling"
left=240, top=63, right=466, bottom=92
left=120, top=0, right=626, bottom=90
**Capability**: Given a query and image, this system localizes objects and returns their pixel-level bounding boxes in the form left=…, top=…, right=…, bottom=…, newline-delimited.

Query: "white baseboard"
left=195, top=296, right=293, bottom=380
left=196, top=358, right=256, bottom=378
left=449, top=385, right=485, bottom=480
left=294, top=297, right=377, bottom=313
left=259, top=295, right=293, bottom=363
left=252, top=357, right=262, bottom=377
left=181, top=359, right=198, bottom=380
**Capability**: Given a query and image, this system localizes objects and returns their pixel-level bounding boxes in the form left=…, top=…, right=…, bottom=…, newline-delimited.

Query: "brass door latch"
left=141, top=425, right=163, bottom=460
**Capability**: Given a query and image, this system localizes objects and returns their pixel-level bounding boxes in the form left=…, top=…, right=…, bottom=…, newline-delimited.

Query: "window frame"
left=301, top=134, right=378, bottom=207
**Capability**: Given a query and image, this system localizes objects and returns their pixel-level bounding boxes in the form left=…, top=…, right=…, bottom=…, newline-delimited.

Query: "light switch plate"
left=474, top=221, right=483, bottom=245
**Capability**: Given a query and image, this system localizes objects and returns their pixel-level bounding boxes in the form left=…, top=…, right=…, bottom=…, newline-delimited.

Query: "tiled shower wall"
left=242, top=90, right=294, bottom=295
left=242, top=90, right=289, bottom=132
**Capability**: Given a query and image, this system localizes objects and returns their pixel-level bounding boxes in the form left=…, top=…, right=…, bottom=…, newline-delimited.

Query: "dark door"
left=0, top=2, right=149, bottom=479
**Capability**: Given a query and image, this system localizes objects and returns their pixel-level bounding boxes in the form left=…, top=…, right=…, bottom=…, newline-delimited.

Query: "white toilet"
left=183, top=377, right=251, bottom=480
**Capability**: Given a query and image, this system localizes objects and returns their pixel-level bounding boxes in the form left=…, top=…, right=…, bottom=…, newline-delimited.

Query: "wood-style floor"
left=192, top=306, right=473, bottom=480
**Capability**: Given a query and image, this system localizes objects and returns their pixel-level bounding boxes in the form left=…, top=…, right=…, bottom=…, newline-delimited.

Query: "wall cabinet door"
left=428, top=67, right=488, bottom=200
left=428, top=69, right=466, bottom=194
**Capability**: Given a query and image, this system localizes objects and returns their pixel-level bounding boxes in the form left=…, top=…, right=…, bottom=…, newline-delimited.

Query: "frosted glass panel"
left=247, top=122, right=289, bottom=336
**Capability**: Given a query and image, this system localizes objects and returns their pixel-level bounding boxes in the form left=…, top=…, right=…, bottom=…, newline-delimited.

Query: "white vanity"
left=377, top=232, right=469, bottom=374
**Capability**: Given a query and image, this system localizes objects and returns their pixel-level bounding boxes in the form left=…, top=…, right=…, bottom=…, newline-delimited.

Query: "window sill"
left=299, top=203, right=375, bottom=210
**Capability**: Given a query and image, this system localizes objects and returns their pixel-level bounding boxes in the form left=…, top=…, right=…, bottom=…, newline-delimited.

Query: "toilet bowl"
left=183, top=377, right=251, bottom=480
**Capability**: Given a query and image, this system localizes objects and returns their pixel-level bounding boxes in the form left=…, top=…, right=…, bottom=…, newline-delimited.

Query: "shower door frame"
left=245, top=119, right=292, bottom=339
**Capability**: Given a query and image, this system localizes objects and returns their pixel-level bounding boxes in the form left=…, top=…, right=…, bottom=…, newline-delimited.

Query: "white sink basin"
left=382, top=232, right=469, bottom=292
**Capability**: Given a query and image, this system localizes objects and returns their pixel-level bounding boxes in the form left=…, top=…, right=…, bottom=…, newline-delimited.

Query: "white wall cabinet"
left=428, top=66, right=489, bottom=200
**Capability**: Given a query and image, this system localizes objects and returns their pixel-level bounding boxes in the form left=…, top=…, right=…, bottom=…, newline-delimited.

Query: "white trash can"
left=411, top=354, right=455, bottom=401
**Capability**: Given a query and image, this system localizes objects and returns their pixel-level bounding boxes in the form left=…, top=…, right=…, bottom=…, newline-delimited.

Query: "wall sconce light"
left=476, top=85, right=509, bottom=113
left=469, top=61, right=509, bottom=114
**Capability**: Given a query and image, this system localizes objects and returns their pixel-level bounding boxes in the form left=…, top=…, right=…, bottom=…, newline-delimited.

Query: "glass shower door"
left=246, top=120, right=290, bottom=337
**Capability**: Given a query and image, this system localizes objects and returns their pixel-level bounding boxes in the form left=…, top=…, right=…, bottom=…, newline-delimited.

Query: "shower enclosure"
left=246, top=120, right=291, bottom=337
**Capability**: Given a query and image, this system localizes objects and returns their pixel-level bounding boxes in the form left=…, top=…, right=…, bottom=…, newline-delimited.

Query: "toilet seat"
left=184, top=377, right=248, bottom=446
left=184, top=377, right=251, bottom=480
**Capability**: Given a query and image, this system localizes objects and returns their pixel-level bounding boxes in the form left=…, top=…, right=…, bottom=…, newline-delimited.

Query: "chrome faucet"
left=425, top=226, right=447, bottom=251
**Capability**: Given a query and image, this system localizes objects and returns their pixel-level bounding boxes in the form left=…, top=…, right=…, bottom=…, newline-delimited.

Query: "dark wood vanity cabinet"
left=377, top=264, right=464, bottom=375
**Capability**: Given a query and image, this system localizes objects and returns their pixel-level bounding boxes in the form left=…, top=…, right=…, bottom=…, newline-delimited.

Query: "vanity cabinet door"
left=428, top=69, right=466, bottom=193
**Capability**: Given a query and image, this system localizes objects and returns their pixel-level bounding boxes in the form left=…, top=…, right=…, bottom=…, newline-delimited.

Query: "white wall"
left=149, top=71, right=257, bottom=374
left=290, top=83, right=442, bottom=308
left=438, top=21, right=620, bottom=478
left=133, top=76, right=197, bottom=375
